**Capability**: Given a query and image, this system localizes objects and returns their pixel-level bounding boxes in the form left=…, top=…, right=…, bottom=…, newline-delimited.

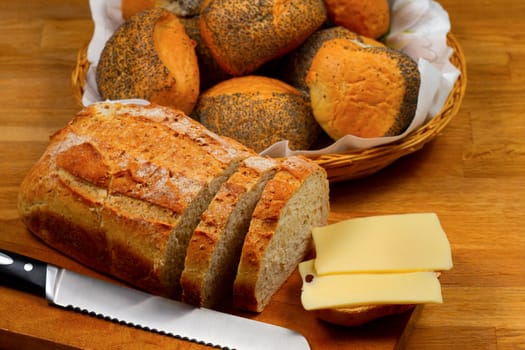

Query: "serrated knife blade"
left=0, top=249, right=310, bottom=350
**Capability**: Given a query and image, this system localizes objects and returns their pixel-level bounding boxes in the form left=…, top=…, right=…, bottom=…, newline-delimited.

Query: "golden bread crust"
left=18, top=102, right=253, bottom=297
left=306, top=43, right=420, bottom=139
left=323, top=0, right=390, bottom=39
left=280, top=26, right=385, bottom=91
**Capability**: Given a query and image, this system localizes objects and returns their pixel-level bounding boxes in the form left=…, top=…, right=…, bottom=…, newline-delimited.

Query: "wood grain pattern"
left=1, top=0, right=524, bottom=349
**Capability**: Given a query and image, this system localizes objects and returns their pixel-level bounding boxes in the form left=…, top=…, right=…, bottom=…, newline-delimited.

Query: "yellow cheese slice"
left=313, top=213, right=453, bottom=275
left=299, top=260, right=443, bottom=310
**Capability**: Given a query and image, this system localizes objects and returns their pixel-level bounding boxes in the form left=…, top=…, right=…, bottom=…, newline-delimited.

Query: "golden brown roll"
left=305, top=41, right=420, bottom=139
left=199, top=0, right=327, bottom=76
left=194, top=75, right=322, bottom=152
left=96, top=8, right=200, bottom=115
left=323, top=0, right=390, bottom=39
left=280, top=26, right=385, bottom=91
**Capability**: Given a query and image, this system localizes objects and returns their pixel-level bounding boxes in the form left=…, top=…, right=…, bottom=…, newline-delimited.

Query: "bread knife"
left=0, top=249, right=310, bottom=350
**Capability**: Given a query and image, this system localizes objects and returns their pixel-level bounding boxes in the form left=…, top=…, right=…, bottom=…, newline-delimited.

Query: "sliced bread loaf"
left=233, top=156, right=330, bottom=312
left=18, top=102, right=254, bottom=297
left=181, top=156, right=280, bottom=308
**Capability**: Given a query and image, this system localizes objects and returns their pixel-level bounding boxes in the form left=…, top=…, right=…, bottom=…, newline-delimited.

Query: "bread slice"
left=18, top=102, right=254, bottom=297
left=181, top=156, right=280, bottom=308
left=233, top=156, right=330, bottom=312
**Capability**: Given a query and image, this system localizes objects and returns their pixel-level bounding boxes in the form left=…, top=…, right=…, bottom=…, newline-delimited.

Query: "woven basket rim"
left=71, top=33, right=467, bottom=183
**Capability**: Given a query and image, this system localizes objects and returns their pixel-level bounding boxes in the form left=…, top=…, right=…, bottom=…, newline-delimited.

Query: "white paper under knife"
left=0, top=250, right=310, bottom=350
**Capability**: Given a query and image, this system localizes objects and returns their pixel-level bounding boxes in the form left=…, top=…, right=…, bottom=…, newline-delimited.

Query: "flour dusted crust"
left=181, top=156, right=279, bottom=308
left=233, top=156, right=330, bottom=312
left=17, top=102, right=253, bottom=297
left=18, top=103, right=331, bottom=311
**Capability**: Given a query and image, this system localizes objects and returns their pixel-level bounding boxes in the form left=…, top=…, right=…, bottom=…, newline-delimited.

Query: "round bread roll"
left=121, top=0, right=203, bottom=19
left=199, top=0, right=327, bottom=76
left=194, top=76, right=322, bottom=152
left=281, top=26, right=385, bottom=91
left=305, top=41, right=420, bottom=139
left=97, top=8, right=200, bottom=115
left=323, top=0, right=390, bottom=39
left=315, top=304, right=415, bottom=327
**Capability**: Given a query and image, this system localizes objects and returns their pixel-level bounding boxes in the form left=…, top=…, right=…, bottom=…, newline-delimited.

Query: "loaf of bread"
left=194, top=75, right=322, bottom=152
left=121, top=0, right=203, bottom=19
left=323, top=0, right=390, bottom=39
left=96, top=8, right=200, bottom=115
left=18, top=102, right=331, bottom=313
left=181, top=156, right=280, bottom=308
left=199, top=0, right=327, bottom=76
left=17, top=101, right=254, bottom=297
left=233, top=156, right=330, bottom=312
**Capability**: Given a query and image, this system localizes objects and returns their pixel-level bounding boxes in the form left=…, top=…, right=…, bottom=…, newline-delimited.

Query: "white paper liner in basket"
left=83, top=0, right=460, bottom=157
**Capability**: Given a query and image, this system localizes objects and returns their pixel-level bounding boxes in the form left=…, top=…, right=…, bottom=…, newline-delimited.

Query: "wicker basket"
left=71, top=34, right=467, bottom=183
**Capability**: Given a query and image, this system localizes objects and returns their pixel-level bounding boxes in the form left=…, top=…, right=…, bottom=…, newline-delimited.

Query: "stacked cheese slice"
left=299, top=213, right=453, bottom=311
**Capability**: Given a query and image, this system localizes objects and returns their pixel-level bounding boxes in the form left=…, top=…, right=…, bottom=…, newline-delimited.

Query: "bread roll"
left=315, top=304, right=415, bottom=327
left=181, top=156, right=279, bottom=308
left=96, top=8, right=200, bottom=115
left=122, top=0, right=203, bottom=19
left=306, top=42, right=420, bottom=139
left=323, top=0, right=390, bottom=39
left=17, top=102, right=254, bottom=298
left=195, top=75, right=322, bottom=152
left=233, top=156, right=330, bottom=312
left=281, top=26, right=385, bottom=91
left=199, top=0, right=327, bottom=76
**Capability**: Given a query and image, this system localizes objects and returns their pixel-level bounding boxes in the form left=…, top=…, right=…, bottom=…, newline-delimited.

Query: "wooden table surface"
left=1, top=1, right=524, bottom=349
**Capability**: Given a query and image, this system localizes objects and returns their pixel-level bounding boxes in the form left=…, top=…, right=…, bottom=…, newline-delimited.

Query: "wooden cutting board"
left=0, top=220, right=419, bottom=350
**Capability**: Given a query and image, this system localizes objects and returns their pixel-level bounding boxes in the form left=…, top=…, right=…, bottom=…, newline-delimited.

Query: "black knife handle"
left=0, top=249, right=47, bottom=296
